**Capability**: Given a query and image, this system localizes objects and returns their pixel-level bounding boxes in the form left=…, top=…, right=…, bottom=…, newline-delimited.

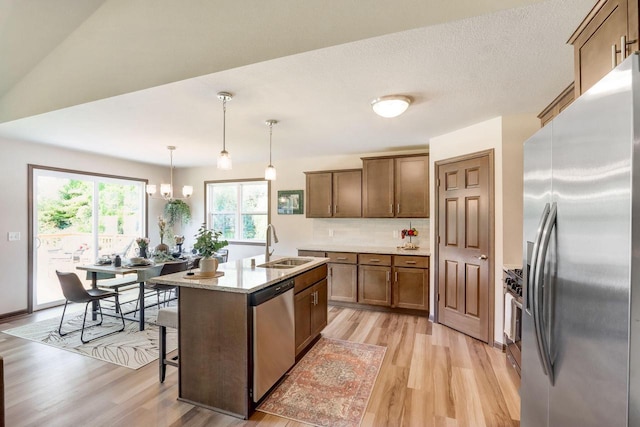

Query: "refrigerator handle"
left=528, top=203, right=550, bottom=313
left=534, top=202, right=557, bottom=384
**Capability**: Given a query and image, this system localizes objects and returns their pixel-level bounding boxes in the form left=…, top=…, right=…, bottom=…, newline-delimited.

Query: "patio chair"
left=56, top=271, right=126, bottom=343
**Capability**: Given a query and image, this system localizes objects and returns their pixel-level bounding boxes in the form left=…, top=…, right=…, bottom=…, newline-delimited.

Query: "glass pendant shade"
left=146, top=184, right=157, bottom=196
left=217, top=150, right=232, bottom=169
left=160, top=183, right=172, bottom=198
left=182, top=185, right=194, bottom=198
left=265, top=165, right=277, bottom=181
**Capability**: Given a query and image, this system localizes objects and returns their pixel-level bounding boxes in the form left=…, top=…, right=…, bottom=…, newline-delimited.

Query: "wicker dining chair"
left=56, top=271, right=126, bottom=344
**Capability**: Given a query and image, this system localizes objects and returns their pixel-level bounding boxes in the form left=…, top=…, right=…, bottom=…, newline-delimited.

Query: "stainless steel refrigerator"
left=522, top=53, right=640, bottom=426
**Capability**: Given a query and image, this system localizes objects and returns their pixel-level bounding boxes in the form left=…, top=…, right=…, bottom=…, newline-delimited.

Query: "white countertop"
left=152, top=255, right=329, bottom=294
left=298, top=243, right=430, bottom=256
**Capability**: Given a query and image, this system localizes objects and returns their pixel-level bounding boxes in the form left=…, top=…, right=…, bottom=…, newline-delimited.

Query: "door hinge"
left=438, top=178, right=441, bottom=187
left=438, top=293, right=440, bottom=301
left=438, top=235, right=440, bottom=244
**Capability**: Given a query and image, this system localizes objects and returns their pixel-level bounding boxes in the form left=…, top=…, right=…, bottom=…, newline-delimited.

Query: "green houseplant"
left=193, top=223, right=228, bottom=276
left=164, top=199, right=192, bottom=227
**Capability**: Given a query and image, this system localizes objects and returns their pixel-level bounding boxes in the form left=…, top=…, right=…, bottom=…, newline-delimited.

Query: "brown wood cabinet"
left=358, top=254, right=392, bottom=306
left=362, top=154, right=429, bottom=218
left=569, top=0, right=637, bottom=97
left=538, top=83, right=575, bottom=127
left=295, top=279, right=328, bottom=356
left=326, top=252, right=358, bottom=302
left=305, top=169, right=362, bottom=218
left=298, top=250, right=326, bottom=258
left=392, top=255, right=428, bottom=311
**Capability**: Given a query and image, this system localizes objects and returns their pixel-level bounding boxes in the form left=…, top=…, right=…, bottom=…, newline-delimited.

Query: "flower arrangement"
left=135, top=237, right=150, bottom=249
left=158, top=216, right=167, bottom=244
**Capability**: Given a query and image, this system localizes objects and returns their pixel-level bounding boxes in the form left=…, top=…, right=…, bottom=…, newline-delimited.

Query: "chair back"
left=160, top=261, right=188, bottom=276
left=56, top=271, right=91, bottom=303
left=217, top=249, right=229, bottom=263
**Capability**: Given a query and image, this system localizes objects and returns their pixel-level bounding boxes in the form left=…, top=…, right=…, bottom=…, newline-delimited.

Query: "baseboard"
left=494, top=341, right=506, bottom=351
left=0, top=309, right=28, bottom=321
left=328, top=301, right=428, bottom=317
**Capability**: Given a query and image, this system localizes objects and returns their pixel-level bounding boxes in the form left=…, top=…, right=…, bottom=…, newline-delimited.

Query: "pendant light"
left=264, top=119, right=278, bottom=181
left=146, top=146, right=193, bottom=199
left=217, top=91, right=233, bottom=170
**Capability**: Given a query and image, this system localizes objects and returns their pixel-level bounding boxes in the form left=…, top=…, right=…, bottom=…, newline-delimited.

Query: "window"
left=206, top=180, right=269, bottom=242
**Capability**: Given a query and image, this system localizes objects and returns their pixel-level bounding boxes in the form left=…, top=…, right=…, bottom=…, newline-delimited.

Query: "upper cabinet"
left=539, top=0, right=639, bottom=126
left=569, top=0, right=637, bottom=97
left=305, top=169, right=362, bottom=218
left=362, top=154, right=429, bottom=218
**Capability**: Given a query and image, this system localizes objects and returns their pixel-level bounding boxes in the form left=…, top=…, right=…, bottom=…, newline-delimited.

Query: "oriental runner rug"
left=257, top=337, right=386, bottom=427
left=1, top=298, right=176, bottom=370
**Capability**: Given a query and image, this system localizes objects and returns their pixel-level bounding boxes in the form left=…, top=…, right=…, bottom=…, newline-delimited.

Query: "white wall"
left=428, top=115, right=537, bottom=344
left=0, top=137, right=167, bottom=316
left=177, top=149, right=429, bottom=261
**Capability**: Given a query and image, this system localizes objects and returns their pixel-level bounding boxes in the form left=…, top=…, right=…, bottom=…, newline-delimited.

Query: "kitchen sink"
left=257, top=257, right=314, bottom=269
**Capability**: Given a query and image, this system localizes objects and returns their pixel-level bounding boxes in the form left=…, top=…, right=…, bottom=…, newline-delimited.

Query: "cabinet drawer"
left=326, top=252, right=357, bottom=264
left=393, top=255, right=429, bottom=268
left=358, top=254, right=391, bottom=266
left=294, top=264, right=327, bottom=294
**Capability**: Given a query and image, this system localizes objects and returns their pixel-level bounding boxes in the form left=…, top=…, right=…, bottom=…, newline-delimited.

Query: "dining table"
left=76, top=262, right=164, bottom=331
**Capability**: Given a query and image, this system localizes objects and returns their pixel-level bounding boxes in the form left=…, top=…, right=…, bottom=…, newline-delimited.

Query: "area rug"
left=257, top=337, right=386, bottom=427
left=1, top=300, right=177, bottom=370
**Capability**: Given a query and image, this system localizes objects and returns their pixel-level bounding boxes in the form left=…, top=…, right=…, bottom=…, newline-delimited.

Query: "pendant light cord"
left=222, top=97, right=227, bottom=152
left=269, top=122, right=273, bottom=165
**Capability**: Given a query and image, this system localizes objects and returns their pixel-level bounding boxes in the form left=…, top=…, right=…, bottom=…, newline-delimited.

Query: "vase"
left=156, top=243, right=169, bottom=253
left=139, top=247, right=148, bottom=258
left=199, top=256, right=219, bottom=277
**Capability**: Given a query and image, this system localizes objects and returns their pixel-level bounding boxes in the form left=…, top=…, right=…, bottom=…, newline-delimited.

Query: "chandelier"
left=146, top=146, right=193, bottom=200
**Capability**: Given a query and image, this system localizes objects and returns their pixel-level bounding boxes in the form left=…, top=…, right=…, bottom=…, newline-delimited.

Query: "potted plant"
left=164, top=199, right=192, bottom=227
left=193, top=223, right=228, bottom=277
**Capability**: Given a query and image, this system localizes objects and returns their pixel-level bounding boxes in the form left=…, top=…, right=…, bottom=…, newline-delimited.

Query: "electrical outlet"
left=392, top=230, right=399, bottom=238
left=8, top=231, right=20, bottom=241
left=328, top=229, right=334, bottom=237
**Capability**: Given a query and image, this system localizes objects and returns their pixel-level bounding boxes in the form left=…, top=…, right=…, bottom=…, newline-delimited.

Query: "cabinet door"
left=395, top=155, right=429, bottom=218
left=311, top=279, right=328, bottom=336
left=295, top=285, right=314, bottom=355
left=333, top=170, right=362, bottom=217
left=571, top=0, right=629, bottom=96
left=306, top=172, right=332, bottom=218
left=393, top=267, right=429, bottom=311
left=358, top=265, right=391, bottom=306
left=362, top=158, right=394, bottom=217
left=328, top=263, right=357, bottom=302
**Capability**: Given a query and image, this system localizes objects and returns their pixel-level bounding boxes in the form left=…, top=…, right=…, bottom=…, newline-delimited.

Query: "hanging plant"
left=164, top=199, right=192, bottom=227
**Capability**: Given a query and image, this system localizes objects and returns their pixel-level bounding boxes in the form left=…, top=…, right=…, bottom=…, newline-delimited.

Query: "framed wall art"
left=277, top=190, right=304, bottom=215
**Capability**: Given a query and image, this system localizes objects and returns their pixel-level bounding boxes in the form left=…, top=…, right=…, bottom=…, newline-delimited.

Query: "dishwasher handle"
left=249, top=280, right=294, bottom=306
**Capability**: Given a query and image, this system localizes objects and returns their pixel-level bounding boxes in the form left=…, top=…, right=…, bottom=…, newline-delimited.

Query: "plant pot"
left=199, top=256, right=219, bottom=277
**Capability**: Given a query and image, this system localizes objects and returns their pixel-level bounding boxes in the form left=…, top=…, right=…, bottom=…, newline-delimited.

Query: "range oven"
left=504, top=267, right=523, bottom=375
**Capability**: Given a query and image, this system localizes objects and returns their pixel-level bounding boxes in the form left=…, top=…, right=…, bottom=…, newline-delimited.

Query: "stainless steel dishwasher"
left=250, top=280, right=295, bottom=402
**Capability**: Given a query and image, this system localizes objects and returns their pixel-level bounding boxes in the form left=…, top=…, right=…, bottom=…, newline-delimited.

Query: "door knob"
left=478, top=254, right=488, bottom=260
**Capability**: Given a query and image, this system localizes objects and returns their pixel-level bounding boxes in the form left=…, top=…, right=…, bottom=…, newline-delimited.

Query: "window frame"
left=204, top=178, right=271, bottom=245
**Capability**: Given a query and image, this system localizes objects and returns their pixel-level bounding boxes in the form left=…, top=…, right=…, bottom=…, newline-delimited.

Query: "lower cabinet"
left=392, top=256, right=429, bottom=311
left=358, top=253, right=392, bottom=306
left=327, top=252, right=358, bottom=302
left=295, top=276, right=328, bottom=357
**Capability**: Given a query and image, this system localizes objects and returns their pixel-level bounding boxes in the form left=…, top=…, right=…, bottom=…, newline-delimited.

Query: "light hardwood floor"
left=0, top=306, right=520, bottom=426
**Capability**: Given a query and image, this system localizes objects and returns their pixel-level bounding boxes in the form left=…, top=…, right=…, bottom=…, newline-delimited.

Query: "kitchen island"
left=153, top=255, right=328, bottom=419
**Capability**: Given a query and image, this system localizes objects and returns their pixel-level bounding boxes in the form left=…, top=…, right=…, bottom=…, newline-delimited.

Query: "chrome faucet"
left=265, top=223, right=279, bottom=261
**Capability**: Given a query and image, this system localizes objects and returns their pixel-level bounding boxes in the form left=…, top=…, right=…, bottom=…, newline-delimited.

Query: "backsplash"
left=311, top=218, right=429, bottom=249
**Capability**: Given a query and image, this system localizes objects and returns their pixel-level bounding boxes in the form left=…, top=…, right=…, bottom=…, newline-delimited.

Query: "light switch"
left=393, top=230, right=399, bottom=238
left=328, top=229, right=334, bottom=237
left=8, top=231, right=20, bottom=241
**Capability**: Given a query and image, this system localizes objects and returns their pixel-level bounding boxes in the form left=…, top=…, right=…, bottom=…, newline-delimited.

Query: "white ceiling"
left=0, top=0, right=594, bottom=167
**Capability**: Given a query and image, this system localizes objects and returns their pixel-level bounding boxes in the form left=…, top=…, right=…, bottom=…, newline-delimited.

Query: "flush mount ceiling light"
left=216, top=91, right=233, bottom=170
left=371, top=95, right=412, bottom=118
left=264, top=119, right=278, bottom=181
left=146, top=146, right=193, bottom=200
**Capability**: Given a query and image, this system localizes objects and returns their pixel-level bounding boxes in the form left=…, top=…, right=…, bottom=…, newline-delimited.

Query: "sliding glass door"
left=31, top=167, right=145, bottom=310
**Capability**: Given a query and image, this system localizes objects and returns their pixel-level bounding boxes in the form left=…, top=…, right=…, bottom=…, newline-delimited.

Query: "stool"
left=157, top=307, right=178, bottom=382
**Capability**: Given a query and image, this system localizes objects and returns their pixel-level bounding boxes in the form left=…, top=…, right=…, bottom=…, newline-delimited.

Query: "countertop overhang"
left=152, top=255, right=329, bottom=294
